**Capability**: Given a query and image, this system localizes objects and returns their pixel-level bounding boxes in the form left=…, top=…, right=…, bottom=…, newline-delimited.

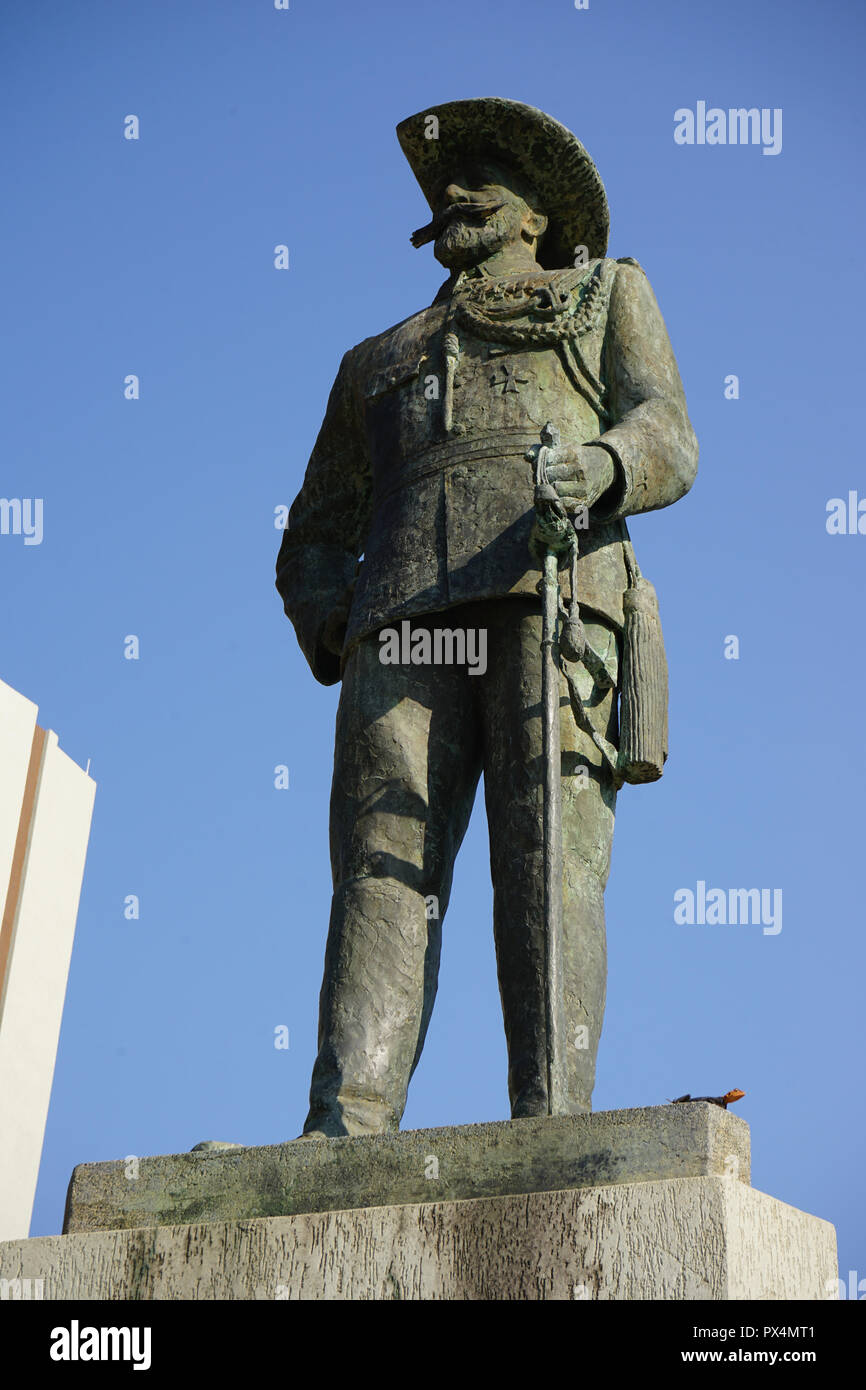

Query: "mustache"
left=410, top=199, right=505, bottom=249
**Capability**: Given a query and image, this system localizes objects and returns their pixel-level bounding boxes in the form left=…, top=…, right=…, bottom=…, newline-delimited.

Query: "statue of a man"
left=276, top=99, right=697, bottom=1138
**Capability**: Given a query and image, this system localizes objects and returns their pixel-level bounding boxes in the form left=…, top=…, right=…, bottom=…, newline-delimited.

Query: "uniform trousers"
left=303, top=595, right=619, bottom=1136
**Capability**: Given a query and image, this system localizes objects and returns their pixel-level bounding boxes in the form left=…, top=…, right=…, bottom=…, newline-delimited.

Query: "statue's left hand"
left=526, top=442, right=615, bottom=512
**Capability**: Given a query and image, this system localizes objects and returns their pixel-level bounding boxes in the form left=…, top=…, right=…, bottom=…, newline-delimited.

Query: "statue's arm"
left=275, top=347, right=372, bottom=685
left=589, top=259, right=698, bottom=520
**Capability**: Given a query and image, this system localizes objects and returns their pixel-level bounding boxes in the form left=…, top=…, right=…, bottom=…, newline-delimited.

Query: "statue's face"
left=432, top=162, right=547, bottom=270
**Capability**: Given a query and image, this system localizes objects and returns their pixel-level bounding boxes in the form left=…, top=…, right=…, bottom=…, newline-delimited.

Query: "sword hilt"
left=529, top=422, right=574, bottom=558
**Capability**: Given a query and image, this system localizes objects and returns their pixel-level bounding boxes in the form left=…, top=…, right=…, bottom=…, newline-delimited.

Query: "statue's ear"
left=523, top=208, right=548, bottom=242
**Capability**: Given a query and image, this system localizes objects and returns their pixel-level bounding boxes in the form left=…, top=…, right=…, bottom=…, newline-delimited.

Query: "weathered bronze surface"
left=276, top=98, right=698, bottom=1137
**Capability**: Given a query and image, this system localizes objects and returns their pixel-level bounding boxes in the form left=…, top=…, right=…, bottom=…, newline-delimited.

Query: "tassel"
left=618, top=575, right=668, bottom=784
left=442, top=331, right=459, bottom=432
left=559, top=543, right=586, bottom=662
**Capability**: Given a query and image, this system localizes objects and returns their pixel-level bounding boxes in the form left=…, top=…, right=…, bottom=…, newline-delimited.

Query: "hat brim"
left=396, top=97, right=609, bottom=269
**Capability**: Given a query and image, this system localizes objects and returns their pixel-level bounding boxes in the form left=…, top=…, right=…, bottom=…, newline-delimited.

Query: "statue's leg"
left=303, top=619, right=482, bottom=1138
left=481, top=599, right=618, bottom=1117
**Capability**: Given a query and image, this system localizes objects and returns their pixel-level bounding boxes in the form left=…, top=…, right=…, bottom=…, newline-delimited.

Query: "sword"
left=529, top=422, right=573, bottom=1117
left=529, top=423, right=624, bottom=1113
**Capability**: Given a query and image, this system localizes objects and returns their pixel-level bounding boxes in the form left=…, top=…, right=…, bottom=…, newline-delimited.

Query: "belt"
left=374, top=429, right=542, bottom=504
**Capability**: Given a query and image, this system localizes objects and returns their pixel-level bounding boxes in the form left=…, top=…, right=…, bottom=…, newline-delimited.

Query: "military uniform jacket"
left=277, top=257, right=698, bottom=685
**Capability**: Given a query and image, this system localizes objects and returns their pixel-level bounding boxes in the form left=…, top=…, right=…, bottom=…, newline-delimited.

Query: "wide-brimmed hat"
left=396, top=97, right=609, bottom=269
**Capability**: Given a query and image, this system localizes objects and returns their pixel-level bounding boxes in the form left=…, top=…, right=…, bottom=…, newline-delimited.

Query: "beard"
left=433, top=202, right=525, bottom=270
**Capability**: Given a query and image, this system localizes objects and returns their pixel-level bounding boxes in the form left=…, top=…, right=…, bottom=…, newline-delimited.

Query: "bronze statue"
left=276, top=99, right=698, bottom=1137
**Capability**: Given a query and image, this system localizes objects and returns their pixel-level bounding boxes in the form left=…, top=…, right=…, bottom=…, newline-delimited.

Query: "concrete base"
left=0, top=1178, right=836, bottom=1301
left=63, top=1105, right=750, bottom=1233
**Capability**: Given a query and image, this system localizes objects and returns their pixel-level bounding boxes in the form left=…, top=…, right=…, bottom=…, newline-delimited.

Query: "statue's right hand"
left=321, top=609, right=348, bottom=657
left=321, top=594, right=353, bottom=656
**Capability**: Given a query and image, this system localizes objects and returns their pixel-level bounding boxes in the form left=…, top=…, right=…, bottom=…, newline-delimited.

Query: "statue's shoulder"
left=543, top=258, right=631, bottom=306
left=593, top=257, right=651, bottom=313
left=567, top=256, right=646, bottom=282
left=605, top=257, right=665, bottom=317
left=607, top=256, right=652, bottom=289
left=345, top=302, right=446, bottom=377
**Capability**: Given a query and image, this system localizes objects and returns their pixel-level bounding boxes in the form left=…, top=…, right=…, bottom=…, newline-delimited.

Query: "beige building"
left=0, top=678, right=95, bottom=1241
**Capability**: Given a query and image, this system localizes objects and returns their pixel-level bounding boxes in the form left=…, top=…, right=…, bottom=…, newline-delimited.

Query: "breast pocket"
left=363, top=355, right=433, bottom=474
left=364, top=356, right=428, bottom=402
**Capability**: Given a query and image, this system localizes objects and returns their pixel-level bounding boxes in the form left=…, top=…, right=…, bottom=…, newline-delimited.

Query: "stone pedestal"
left=62, top=1104, right=751, bottom=1232
left=0, top=1107, right=837, bottom=1300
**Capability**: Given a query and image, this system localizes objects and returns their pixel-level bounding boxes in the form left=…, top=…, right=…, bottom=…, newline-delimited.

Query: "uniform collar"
left=431, top=261, right=547, bottom=306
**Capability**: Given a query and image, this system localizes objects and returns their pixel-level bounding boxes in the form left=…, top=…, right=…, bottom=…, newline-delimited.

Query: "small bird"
left=669, top=1089, right=745, bottom=1109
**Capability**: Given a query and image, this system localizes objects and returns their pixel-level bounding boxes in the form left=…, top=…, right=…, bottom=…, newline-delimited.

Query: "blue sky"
left=2, top=0, right=864, bottom=1284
